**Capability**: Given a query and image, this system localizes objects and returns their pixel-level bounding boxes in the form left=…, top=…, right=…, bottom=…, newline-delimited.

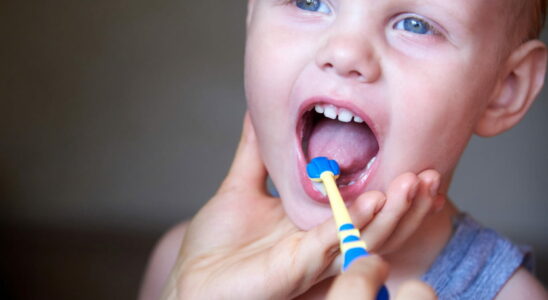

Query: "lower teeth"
left=339, top=181, right=356, bottom=188
left=311, top=156, right=377, bottom=195
left=312, top=181, right=327, bottom=196
left=366, top=156, right=377, bottom=170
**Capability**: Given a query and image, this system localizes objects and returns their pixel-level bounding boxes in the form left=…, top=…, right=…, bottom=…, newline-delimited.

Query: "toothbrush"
left=307, top=157, right=389, bottom=300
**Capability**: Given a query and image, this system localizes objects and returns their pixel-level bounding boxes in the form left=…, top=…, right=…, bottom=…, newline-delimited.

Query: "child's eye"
left=394, top=16, right=437, bottom=35
left=294, top=0, right=332, bottom=14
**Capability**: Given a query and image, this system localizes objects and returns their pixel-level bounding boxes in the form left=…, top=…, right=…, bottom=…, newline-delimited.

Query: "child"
left=140, top=0, right=548, bottom=299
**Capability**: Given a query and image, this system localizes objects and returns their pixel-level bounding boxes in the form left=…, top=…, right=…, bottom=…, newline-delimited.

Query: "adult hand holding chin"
left=359, top=168, right=446, bottom=255
left=161, top=112, right=445, bottom=299
left=162, top=112, right=385, bottom=299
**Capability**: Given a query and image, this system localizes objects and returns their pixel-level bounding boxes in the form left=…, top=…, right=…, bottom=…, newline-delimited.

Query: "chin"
left=277, top=185, right=334, bottom=230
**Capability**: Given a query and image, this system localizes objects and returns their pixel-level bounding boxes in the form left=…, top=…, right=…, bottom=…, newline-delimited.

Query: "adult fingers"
left=380, top=170, right=441, bottom=253
left=326, top=255, right=389, bottom=300
left=396, top=280, right=437, bottom=300
left=286, top=191, right=386, bottom=293
left=361, top=173, right=419, bottom=252
left=220, top=112, right=268, bottom=194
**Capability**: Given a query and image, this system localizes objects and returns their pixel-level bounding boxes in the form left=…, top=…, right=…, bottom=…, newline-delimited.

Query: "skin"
left=245, top=0, right=510, bottom=230
left=140, top=0, right=548, bottom=299
left=242, top=0, right=547, bottom=297
left=326, top=255, right=436, bottom=300
left=157, top=115, right=442, bottom=299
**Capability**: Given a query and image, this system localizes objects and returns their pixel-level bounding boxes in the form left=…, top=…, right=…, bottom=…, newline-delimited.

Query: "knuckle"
left=389, top=172, right=418, bottom=192
left=356, top=191, right=386, bottom=212
left=386, top=195, right=410, bottom=214
left=419, top=169, right=439, bottom=180
left=363, top=190, right=385, bottom=201
left=400, top=172, right=418, bottom=183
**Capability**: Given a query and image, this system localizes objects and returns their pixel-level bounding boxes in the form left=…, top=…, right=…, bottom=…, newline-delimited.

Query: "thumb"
left=326, top=255, right=389, bottom=300
left=221, top=111, right=268, bottom=194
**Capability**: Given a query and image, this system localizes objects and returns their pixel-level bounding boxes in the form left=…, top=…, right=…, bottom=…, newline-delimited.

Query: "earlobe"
left=475, top=40, right=547, bottom=137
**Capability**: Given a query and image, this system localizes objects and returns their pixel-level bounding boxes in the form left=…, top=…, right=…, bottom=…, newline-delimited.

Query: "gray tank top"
left=421, top=213, right=532, bottom=300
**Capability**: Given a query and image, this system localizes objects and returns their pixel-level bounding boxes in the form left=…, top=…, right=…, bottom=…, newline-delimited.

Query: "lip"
left=295, top=96, right=381, bottom=204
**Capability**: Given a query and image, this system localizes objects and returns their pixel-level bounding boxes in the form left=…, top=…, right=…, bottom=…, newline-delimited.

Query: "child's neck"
left=384, top=201, right=459, bottom=290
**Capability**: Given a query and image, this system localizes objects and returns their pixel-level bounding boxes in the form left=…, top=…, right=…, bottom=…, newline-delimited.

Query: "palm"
left=177, top=185, right=329, bottom=299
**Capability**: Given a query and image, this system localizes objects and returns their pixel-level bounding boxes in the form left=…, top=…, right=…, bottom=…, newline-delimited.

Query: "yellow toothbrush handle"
left=307, top=157, right=389, bottom=300
left=320, top=171, right=352, bottom=229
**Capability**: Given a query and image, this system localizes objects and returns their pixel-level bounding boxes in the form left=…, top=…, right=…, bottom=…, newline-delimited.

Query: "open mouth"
left=297, top=101, right=380, bottom=201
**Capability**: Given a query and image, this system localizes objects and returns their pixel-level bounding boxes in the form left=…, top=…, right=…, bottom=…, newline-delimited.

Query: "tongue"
left=307, top=118, right=378, bottom=174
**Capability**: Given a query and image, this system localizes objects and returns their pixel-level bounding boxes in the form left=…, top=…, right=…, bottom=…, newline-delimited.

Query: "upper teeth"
left=314, top=104, right=364, bottom=124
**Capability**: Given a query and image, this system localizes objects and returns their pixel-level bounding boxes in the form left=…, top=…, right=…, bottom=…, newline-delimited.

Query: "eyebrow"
left=394, top=0, right=475, bottom=36
left=397, top=0, right=469, bottom=25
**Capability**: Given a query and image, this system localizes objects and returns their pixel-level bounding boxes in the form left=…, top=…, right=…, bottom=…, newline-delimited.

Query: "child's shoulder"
left=496, top=267, right=547, bottom=299
left=138, top=221, right=189, bottom=300
left=424, top=213, right=546, bottom=299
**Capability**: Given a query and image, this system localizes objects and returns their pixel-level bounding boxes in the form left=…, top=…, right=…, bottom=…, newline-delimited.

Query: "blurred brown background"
left=1, top=1, right=547, bottom=299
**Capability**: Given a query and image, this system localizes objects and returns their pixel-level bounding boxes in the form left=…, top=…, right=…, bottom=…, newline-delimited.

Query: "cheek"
left=244, top=36, right=288, bottom=134
left=245, top=12, right=321, bottom=110
left=245, top=22, right=301, bottom=113
left=244, top=21, right=319, bottom=150
left=244, top=29, right=301, bottom=177
left=385, top=62, right=491, bottom=177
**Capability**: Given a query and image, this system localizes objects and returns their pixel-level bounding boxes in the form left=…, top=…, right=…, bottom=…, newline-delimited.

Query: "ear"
left=246, top=0, right=256, bottom=28
left=475, top=40, right=547, bottom=137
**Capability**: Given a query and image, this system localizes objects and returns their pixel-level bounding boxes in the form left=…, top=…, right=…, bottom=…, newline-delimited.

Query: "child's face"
left=245, top=0, right=510, bottom=229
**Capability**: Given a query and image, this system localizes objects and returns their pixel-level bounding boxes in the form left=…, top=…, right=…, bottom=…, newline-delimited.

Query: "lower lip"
left=295, top=143, right=378, bottom=204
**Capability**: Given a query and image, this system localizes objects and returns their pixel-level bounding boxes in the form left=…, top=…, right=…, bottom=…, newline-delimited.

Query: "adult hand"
left=162, top=113, right=444, bottom=299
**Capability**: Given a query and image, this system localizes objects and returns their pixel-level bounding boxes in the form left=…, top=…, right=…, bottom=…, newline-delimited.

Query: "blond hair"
left=529, top=0, right=547, bottom=39
left=503, top=0, right=546, bottom=54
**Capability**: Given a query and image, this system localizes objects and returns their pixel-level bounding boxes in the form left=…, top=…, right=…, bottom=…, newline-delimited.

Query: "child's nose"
left=315, top=33, right=381, bottom=83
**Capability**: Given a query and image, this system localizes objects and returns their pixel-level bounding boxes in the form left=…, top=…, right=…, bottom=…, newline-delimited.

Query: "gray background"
left=1, top=1, right=546, bottom=299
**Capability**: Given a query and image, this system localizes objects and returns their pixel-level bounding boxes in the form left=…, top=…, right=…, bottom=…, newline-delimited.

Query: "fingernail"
left=430, top=177, right=440, bottom=197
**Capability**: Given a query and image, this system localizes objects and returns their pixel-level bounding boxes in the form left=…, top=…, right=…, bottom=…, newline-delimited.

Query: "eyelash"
left=286, top=0, right=332, bottom=14
left=283, top=1, right=443, bottom=38
left=393, top=15, right=441, bottom=36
